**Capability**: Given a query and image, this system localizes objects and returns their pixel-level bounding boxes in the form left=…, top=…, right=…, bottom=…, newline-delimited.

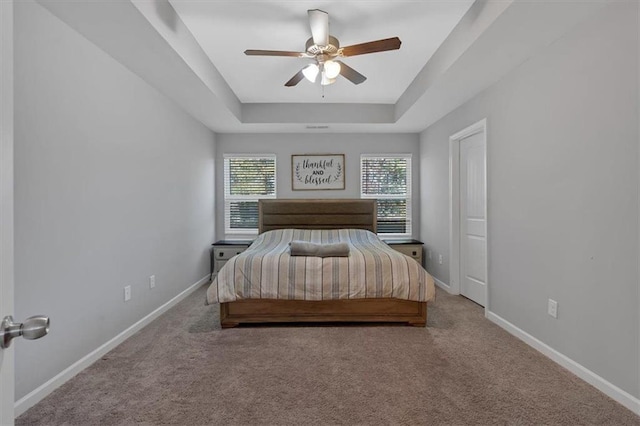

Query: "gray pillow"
left=289, top=241, right=350, bottom=257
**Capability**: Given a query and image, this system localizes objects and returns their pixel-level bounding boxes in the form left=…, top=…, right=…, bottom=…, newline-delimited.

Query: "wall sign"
left=292, top=154, right=345, bottom=190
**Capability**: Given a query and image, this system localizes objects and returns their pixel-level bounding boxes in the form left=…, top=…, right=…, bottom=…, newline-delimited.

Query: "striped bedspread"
left=207, top=229, right=436, bottom=304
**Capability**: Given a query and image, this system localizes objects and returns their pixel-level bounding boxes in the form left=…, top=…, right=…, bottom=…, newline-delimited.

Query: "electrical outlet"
left=438, top=254, right=443, bottom=265
left=149, top=275, right=156, bottom=289
left=124, top=285, right=131, bottom=302
left=548, top=299, right=558, bottom=318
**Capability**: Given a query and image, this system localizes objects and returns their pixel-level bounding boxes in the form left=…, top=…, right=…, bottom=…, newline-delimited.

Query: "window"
left=360, top=154, right=412, bottom=236
left=224, top=154, right=276, bottom=235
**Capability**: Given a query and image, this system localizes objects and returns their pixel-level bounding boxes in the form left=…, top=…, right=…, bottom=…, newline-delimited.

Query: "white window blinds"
left=360, top=154, right=412, bottom=236
left=224, top=154, right=276, bottom=235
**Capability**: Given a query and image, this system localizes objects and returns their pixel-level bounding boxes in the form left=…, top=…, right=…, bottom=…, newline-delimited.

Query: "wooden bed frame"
left=220, top=199, right=427, bottom=328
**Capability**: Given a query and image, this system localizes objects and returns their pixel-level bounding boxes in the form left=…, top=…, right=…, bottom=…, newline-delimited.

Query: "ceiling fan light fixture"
left=323, top=60, right=341, bottom=79
left=302, top=64, right=319, bottom=82
left=320, top=72, right=336, bottom=86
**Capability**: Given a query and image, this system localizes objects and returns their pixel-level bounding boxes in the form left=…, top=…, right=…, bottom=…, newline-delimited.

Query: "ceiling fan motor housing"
left=305, top=36, right=340, bottom=58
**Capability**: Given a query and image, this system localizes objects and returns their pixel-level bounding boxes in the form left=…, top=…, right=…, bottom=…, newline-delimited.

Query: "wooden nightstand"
left=383, top=239, right=424, bottom=264
left=211, top=240, right=252, bottom=278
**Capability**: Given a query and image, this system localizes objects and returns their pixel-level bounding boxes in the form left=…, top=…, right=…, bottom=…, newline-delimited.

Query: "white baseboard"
left=433, top=277, right=451, bottom=292
left=14, top=275, right=210, bottom=417
left=487, top=311, right=640, bottom=415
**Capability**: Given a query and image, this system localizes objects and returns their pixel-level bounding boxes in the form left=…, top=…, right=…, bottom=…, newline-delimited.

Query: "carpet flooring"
left=16, top=284, right=639, bottom=425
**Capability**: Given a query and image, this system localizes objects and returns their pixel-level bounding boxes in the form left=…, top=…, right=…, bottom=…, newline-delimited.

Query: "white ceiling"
left=168, top=1, right=474, bottom=104
left=36, top=0, right=608, bottom=133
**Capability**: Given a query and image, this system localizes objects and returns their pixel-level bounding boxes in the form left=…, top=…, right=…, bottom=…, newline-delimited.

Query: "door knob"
left=0, top=315, right=50, bottom=349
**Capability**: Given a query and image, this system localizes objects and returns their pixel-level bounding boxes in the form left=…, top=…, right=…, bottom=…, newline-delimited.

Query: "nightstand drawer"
left=392, top=245, right=422, bottom=260
left=211, top=240, right=253, bottom=277
left=383, top=239, right=424, bottom=265
left=214, top=247, right=247, bottom=260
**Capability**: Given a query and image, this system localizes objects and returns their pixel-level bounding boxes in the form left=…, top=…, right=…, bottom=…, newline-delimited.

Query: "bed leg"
left=219, top=303, right=239, bottom=328
left=409, top=304, right=427, bottom=327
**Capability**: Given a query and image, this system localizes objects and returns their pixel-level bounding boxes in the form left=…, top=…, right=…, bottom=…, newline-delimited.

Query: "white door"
left=459, top=131, right=487, bottom=306
left=1, top=1, right=15, bottom=423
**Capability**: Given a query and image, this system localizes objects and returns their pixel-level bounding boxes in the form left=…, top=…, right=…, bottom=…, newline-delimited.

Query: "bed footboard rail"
left=220, top=298, right=427, bottom=328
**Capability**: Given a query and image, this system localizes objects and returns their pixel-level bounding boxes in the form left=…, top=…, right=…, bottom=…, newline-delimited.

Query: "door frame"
left=449, top=118, right=489, bottom=315
left=0, top=0, right=15, bottom=423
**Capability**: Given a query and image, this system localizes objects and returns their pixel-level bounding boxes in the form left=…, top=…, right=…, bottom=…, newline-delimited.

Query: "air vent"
left=305, top=125, right=330, bottom=129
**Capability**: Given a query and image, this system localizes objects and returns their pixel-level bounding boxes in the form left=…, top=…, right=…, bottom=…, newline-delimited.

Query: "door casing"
left=449, top=118, right=489, bottom=316
left=1, top=0, right=15, bottom=423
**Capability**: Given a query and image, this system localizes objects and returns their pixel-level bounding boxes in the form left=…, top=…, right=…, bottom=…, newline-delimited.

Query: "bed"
left=207, top=199, right=435, bottom=327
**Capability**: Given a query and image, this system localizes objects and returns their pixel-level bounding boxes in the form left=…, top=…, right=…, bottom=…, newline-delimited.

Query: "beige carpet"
left=16, top=285, right=639, bottom=425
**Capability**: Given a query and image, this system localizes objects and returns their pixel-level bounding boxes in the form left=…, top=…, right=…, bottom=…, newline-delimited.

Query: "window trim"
left=223, top=153, right=277, bottom=237
left=360, top=153, right=412, bottom=237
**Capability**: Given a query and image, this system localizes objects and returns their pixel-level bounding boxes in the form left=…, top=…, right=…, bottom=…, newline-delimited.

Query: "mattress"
left=207, top=228, right=436, bottom=304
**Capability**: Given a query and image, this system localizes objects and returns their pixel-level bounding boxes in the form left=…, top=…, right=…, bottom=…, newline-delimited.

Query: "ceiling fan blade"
left=245, top=49, right=304, bottom=57
left=308, top=9, right=329, bottom=46
left=285, top=70, right=306, bottom=87
left=336, top=61, right=366, bottom=85
left=340, top=37, right=402, bottom=57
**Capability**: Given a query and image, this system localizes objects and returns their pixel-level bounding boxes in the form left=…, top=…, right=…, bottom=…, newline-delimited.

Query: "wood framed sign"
left=292, top=154, right=345, bottom=190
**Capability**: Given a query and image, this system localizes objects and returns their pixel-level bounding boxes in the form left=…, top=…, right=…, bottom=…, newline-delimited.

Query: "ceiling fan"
left=244, top=9, right=401, bottom=87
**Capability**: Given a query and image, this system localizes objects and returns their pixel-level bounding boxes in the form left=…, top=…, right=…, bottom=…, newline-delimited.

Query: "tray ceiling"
left=168, top=1, right=474, bottom=104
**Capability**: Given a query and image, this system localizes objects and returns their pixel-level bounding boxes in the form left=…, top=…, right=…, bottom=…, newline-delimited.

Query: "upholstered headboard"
left=258, top=199, right=377, bottom=234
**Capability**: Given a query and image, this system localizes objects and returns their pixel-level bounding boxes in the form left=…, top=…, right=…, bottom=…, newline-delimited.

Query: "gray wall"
left=420, top=3, right=639, bottom=396
left=216, top=133, right=420, bottom=239
left=14, top=1, right=215, bottom=400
